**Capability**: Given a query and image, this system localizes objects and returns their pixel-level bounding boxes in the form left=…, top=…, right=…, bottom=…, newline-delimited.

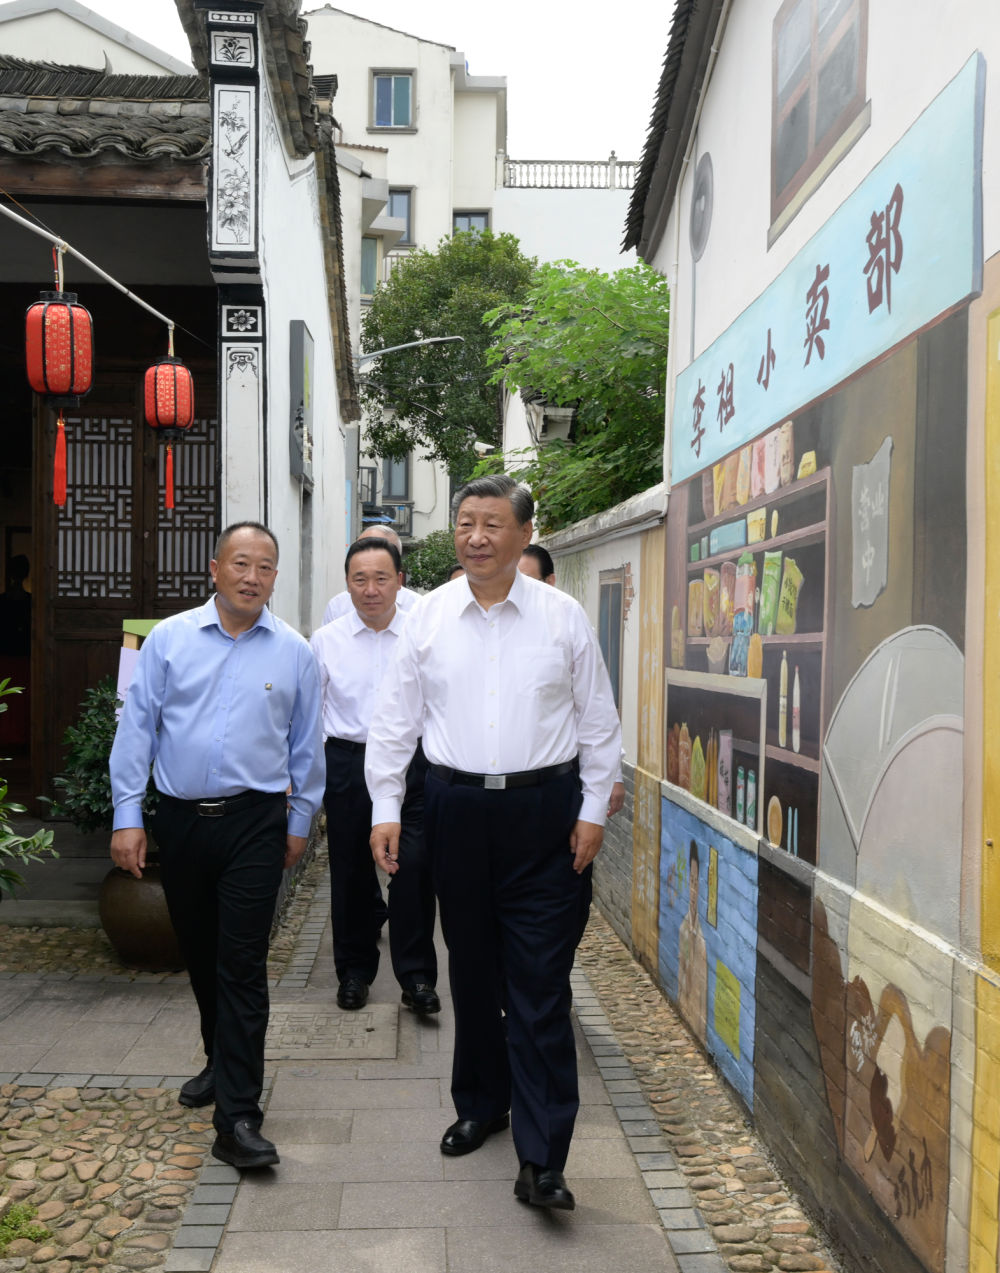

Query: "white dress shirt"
left=323, top=584, right=419, bottom=626
left=365, top=571, right=621, bottom=827
left=310, top=605, right=408, bottom=743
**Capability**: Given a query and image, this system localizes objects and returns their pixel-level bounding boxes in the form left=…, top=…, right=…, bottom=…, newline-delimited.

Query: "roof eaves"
left=624, top=0, right=725, bottom=259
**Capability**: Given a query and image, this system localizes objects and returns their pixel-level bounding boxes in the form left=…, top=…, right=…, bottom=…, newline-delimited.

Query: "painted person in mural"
left=677, top=839, right=708, bottom=1041
left=109, top=521, right=325, bottom=1172
left=517, top=543, right=627, bottom=821
left=310, top=536, right=439, bottom=1016
left=366, top=474, right=622, bottom=1212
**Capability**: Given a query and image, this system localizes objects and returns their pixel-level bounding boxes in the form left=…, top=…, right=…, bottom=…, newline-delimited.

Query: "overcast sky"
left=79, top=0, right=669, bottom=160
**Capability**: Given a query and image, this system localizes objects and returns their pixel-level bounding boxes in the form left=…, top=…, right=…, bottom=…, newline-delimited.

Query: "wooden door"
left=31, top=373, right=218, bottom=805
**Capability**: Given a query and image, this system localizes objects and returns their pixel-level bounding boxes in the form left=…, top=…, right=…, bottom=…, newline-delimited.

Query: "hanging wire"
left=0, top=189, right=215, bottom=354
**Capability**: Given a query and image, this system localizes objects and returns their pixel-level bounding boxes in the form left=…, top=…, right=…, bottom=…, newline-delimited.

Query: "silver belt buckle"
left=484, top=774, right=506, bottom=791
left=197, top=799, right=226, bottom=817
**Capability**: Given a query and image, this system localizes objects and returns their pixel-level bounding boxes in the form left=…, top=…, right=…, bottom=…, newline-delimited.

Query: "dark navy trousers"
left=425, top=767, right=591, bottom=1171
left=324, top=738, right=436, bottom=989
left=151, top=790, right=287, bottom=1136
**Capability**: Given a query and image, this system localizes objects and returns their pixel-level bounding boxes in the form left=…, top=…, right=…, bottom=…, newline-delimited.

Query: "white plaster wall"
left=548, top=532, right=642, bottom=767
left=407, top=449, right=451, bottom=539
left=649, top=1, right=1000, bottom=375
left=453, top=92, right=499, bottom=211
left=304, top=9, right=457, bottom=248
left=0, top=11, right=190, bottom=73
left=257, top=78, right=348, bottom=632
left=493, top=186, right=635, bottom=272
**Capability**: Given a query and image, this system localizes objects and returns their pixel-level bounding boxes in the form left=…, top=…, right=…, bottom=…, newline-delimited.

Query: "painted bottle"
left=736, top=766, right=746, bottom=824
left=778, top=649, right=788, bottom=748
left=746, top=768, right=757, bottom=830
left=792, top=665, right=801, bottom=753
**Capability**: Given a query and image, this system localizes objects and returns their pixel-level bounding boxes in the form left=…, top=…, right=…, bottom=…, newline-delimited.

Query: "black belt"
left=158, top=789, right=283, bottom=818
left=429, top=760, right=576, bottom=791
left=326, top=736, right=366, bottom=753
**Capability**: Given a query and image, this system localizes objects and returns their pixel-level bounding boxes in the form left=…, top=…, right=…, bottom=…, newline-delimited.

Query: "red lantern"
left=25, top=290, right=93, bottom=398
left=25, top=289, right=94, bottom=507
left=144, top=355, right=195, bottom=510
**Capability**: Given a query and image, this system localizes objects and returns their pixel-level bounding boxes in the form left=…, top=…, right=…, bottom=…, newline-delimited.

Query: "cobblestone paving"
left=578, top=910, right=846, bottom=1273
left=0, top=854, right=324, bottom=1272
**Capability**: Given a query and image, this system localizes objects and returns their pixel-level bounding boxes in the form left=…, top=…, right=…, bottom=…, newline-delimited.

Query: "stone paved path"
left=0, top=852, right=846, bottom=1273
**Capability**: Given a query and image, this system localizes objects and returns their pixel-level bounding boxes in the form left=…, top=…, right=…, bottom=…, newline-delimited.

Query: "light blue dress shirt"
left=110, top=596, right=325, bottom=838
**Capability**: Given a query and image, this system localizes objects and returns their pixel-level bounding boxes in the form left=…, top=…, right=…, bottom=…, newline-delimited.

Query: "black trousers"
left=425, top=767, right=590, bottom=1171
left=150, top=790, right=287, bottom=1136
left=324, top=738, right=436, bottom=988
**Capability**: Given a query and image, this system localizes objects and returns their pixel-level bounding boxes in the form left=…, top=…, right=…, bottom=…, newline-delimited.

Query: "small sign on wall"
left=852, top=435, right=892, bottom=608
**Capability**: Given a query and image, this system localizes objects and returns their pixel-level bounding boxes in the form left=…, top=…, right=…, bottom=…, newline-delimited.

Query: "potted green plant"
left=1, top=678, right=58, bottom=898
left=45, top=677, right=182, bottom=972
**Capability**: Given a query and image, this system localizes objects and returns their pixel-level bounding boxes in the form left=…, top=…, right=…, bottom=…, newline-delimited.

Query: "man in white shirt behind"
left=311, top=538, right=438, bottom=1015
left=322, top=525, right=420, bottom=624
left=367, top=475, right=621, bottom=1212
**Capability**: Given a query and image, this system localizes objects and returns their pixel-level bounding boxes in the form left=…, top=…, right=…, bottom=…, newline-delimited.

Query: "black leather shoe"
left=514, top=1162, right=575, bottom=1210
left=178, top=1064, right=215, bottom=1108
left=401, top=983, right=441, bottom=1015
left=337, top=977, right=369, bottom=1010
left=211, top=1119, right=279, bottom=1169
left=440, top=1113, right=510, bottom=1156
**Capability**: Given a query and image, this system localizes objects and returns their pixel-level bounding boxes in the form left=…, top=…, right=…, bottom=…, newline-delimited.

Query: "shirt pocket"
left=514, top=647, right=571, bottom=706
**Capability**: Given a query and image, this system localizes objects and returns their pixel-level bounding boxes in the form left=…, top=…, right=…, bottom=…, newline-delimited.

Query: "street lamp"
left=354, top=335, right=464, bottom=373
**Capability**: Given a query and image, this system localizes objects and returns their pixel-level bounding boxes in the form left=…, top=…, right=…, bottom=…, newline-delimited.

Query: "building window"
left=382, top=455, right=409, bottom=501
left=373, top=71, right=412, bottom=128
left=388, top=189, right=413, bottom=244
left=598, top=569, right=624, bottom=709
left=771, top=0, right=868, bottom=228
left=453, top=211, right=489, bottom=235
left=361, top=236, right=378, bottom=296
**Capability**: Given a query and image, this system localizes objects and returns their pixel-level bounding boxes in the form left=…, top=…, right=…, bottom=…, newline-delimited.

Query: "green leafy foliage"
left=45, top=677, right=122, bottom=833
left=0, top=1203, right=49, bottom=1252
left=0, top=678, right=58, bottom=898
left=484, top=261, right=669, bottom=532
left=403, top=528, right=458, bottom=591
left=360, top=231, right=536, bottom=480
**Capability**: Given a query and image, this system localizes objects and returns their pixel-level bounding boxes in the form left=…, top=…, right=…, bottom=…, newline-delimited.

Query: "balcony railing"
left=501, top=152, right=637, bottom=190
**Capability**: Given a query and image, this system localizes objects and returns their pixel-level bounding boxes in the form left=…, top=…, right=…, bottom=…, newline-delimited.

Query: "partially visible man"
left=517, top=542, right=555, bottom=585
left=311, top=538, right=438, bottom=1014
left=109, top=522, right=324, bottom=1171
left=323, top=525, right=419, bottom=623
left=517, top=544, right=626, bottom=820
left=367, top=475, right=621, bottom=1212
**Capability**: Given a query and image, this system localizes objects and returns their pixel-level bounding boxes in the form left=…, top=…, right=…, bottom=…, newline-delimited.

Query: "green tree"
left=361, top=231, right=536, bottom=479
left=484, top=261, right=669, bottom=532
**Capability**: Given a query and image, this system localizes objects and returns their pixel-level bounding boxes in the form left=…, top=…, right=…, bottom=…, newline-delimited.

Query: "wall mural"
left=658, top=801, right=756, bottom=1107
left=655, top=53, right=982, bottom=1273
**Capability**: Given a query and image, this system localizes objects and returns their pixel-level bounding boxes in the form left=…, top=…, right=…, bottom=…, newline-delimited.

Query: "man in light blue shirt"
left=109, top=521, right=324, bottom=1171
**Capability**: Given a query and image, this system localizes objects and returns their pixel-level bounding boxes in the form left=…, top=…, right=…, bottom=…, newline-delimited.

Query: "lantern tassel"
left=53, top=411, right=67, bottom=506
left=165, top=442, right=175, bottom=510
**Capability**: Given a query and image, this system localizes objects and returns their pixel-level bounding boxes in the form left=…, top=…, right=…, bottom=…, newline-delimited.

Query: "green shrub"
left=45, top=677, right=121, bottom=833
left=0, top=678, right=57, bottom=898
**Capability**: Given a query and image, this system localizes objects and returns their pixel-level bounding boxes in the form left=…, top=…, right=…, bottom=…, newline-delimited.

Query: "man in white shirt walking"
left=367, top=475, right=621, bottom=1212
left=322, top=525, right=420, bottom=625
left=311, top=538, right=438, bottom=1014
